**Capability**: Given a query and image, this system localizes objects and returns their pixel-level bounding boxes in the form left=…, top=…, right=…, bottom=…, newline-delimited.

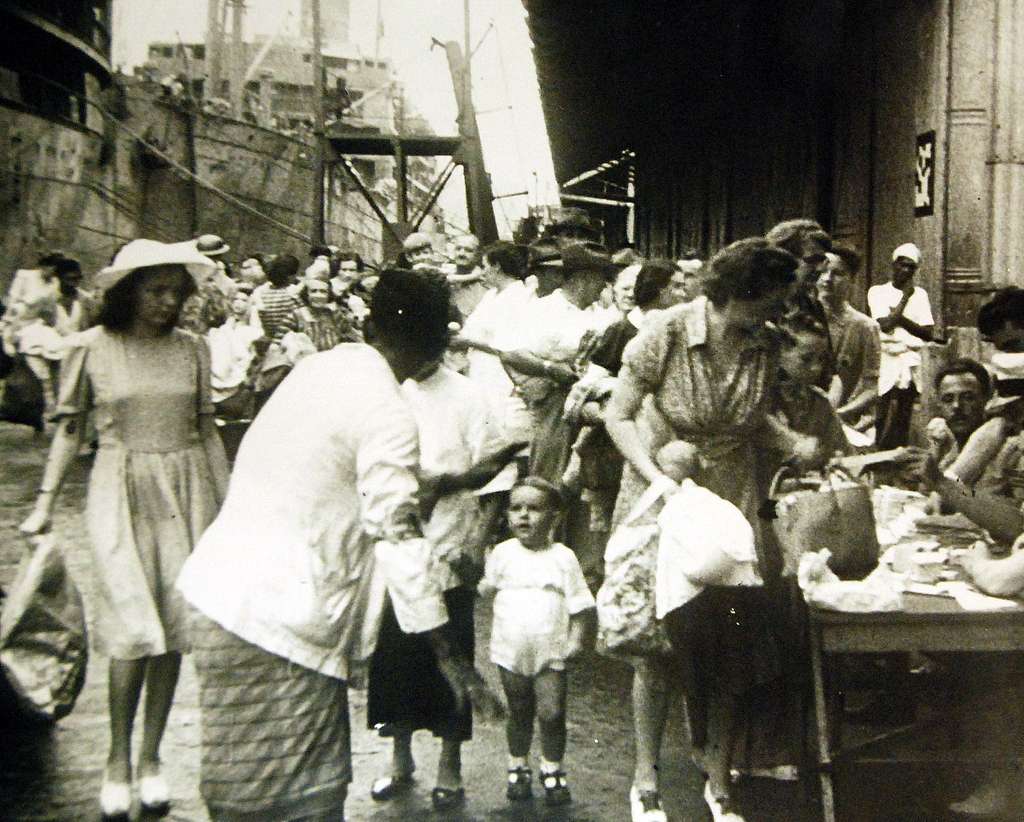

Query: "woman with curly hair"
left=605, top=238, right=820, bottom=821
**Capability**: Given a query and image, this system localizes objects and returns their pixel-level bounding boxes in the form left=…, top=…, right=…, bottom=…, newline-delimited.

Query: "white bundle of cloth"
left=655, top=478, right=762, bottom=619
left=798, top=549, right=903, bottom=612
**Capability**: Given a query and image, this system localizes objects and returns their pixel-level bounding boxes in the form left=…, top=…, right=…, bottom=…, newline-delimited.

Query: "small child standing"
left=479, top=477, right=595, bottom=806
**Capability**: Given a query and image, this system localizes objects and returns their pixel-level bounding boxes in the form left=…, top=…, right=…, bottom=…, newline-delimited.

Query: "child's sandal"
left=541, top=769, right=572, bottom=806
left=506, top=766, right=533, bottom=801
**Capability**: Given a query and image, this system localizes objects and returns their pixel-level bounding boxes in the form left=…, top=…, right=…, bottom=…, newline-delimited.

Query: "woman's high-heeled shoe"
left=99, top=769, right=131, bottom=821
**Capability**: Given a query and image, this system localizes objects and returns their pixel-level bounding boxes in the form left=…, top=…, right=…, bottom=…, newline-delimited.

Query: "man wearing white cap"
left=867, top=242, right=934, bottom=448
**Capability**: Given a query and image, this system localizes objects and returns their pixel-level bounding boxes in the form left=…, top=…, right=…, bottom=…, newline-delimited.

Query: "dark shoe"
left=431, top=786, right=466, bottom=810
left=506, top=767, right=533, bottom=801
left=370, top=773, right=414, bottom=801
left=541, top=770, right=571, bottom=806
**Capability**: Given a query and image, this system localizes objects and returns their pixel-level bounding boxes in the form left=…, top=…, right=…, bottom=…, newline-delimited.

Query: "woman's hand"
left=958, top=541, right=991, bottom=576
left=20, top=497, right=54, bottom=535
left=957, top=540, right=1024, bottom=598
left=650, top=473, right=680, bottom=499
left=562, top=380, right=592, bottom=423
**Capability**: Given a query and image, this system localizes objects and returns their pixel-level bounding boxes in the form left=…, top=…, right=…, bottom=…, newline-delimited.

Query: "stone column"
left=988, top=0, right=1024, bottom=286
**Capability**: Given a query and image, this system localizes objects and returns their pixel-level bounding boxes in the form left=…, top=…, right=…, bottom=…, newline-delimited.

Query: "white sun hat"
left=95, top=239, right=218, bottom=292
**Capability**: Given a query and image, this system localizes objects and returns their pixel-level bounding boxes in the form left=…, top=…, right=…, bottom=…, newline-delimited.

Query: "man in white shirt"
left=1, top=252, right=64, bottom=357
left=868, top=242, right=934, bottom=448
left=459, top=241, right=536, bottom=443
left=4, top=251, right=62, bottom=308
left=506, top=242, right=618, bottom=483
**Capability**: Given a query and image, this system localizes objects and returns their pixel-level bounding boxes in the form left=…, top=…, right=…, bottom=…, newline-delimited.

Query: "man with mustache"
left=926, top=359, right=992, bottom=469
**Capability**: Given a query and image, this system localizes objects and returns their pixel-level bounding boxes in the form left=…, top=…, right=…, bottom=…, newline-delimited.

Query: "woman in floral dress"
left=605, top=238, right=818, bottom=822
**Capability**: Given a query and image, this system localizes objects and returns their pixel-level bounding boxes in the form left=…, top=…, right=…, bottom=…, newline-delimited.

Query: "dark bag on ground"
left=0, top=535, right=88, bottom=725
left=0, top=357, right=45, bottom=431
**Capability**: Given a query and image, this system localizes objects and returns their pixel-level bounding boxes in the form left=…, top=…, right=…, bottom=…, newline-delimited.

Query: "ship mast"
left=228, top=0, right=246, bottom=116
left=205, top=0, right=223, bottom=100
left=310, top=0, right=326, bottom=245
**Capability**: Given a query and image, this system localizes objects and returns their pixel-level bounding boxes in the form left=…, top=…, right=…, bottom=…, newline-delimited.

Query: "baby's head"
left=656, top=440, right=700, bottom=483
left=21, top=295, right=57, bottom=325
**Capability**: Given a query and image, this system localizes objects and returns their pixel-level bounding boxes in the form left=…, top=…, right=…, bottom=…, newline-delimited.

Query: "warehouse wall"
left=629, top=0, right=1024, bottom=328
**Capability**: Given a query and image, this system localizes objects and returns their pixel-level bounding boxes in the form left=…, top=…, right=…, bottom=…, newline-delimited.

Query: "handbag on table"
left=768, top=466, right=879, bottom=579
left=596, top=480, right=674, bottom=657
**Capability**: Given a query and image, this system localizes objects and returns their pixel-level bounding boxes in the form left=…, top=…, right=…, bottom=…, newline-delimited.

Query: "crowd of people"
left=2, top=207, right=1024, bottom=821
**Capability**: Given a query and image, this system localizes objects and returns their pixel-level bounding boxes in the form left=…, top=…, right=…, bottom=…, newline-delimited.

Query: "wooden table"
left=808, top=594, right=1024, bottom=822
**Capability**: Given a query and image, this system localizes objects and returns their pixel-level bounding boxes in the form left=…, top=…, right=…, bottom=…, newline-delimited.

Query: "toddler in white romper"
left=478, top=477, right=595, bottom=806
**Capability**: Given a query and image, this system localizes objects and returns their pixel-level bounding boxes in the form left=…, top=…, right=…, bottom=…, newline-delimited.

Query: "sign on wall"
left=915, top=130, right=936, bottom=217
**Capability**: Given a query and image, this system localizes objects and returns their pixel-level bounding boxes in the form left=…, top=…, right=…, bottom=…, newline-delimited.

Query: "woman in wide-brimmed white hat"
left=20, top=239, right=230, bottom=820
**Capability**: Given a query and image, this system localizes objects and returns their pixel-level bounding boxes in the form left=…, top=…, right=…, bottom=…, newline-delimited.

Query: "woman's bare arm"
left=604, top=369, right=664, bottom=485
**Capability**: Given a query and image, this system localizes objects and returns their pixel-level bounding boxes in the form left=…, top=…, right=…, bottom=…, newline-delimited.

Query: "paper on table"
left=938, top=581, right=1020, bottom=611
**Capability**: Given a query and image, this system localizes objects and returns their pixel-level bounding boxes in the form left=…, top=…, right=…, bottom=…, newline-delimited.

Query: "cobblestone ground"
left=0, top=422, right=970, bottom=821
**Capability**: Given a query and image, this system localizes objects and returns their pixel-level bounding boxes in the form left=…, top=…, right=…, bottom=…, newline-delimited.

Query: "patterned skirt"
left=191, top=612, right=351, bottom=822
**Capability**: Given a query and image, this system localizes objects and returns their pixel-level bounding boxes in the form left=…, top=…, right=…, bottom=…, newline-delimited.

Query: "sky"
left=111, top=0, right=560, bottom=236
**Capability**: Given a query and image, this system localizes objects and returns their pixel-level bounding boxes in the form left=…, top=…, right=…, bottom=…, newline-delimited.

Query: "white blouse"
left=178, top=344, right=448, bottom=680
left=402, top=366, right=504, bottom=590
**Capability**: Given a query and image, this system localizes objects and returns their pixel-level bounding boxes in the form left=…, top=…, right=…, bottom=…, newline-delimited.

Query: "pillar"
left=987, top=0, right=1024, bottom=287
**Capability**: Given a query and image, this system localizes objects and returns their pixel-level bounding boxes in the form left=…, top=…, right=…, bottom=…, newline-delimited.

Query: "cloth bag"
left=0, top=535, right=88, bottom=723
left=769, top=467, right=879, bottom=579
left=596, top=480, right=673, bottom=657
